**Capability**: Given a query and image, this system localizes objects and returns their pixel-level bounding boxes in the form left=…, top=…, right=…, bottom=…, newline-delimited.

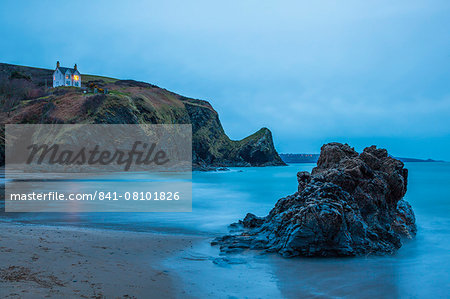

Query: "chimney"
left=74, top=64, right=77, bottom=71
left=56, top=61, right=60, bottom=68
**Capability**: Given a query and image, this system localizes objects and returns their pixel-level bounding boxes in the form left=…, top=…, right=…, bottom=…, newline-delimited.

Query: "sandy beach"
left=0, top=222, right=201, bottom=298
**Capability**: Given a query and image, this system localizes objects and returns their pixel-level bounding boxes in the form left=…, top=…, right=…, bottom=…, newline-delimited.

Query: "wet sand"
left=0, top=222, right=201, bottom=298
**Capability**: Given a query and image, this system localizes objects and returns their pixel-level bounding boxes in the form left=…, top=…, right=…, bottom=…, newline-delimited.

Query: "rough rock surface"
left=213, top=143, right=417, bottom=257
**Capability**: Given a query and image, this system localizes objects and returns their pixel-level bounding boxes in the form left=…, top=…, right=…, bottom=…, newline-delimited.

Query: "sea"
left=1, top=163, right=449, bottom=298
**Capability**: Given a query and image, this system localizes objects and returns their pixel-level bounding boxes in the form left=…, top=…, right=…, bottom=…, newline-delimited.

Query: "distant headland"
left=280, top=153, right=445, bottom=164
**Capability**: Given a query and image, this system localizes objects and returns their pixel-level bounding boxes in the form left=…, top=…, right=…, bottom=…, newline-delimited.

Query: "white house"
left=53, top=61, right=81, bottom=88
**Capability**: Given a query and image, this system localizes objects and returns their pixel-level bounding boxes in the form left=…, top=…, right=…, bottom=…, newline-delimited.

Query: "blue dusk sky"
left=1, top=0, right=449, bottom=160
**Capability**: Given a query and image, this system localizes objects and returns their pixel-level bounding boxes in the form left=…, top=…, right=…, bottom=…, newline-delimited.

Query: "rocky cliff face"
left=0, top=63, right=285, bottom=168
left=213, top=143, right=417, bottom=257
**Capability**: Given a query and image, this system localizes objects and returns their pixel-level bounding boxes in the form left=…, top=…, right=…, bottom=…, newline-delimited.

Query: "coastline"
left=0, top=222, right=203, bottom=298
left=1, top=163, right=449, bottom=298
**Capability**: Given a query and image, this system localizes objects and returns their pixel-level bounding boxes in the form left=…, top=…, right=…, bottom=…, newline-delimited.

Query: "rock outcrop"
left=0, top=63, right=285, bottom=168
left=213, top=143, right=417, bottom=257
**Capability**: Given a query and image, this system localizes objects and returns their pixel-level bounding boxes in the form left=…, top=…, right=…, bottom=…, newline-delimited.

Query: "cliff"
left=213, top=143, right=417, bottom=257
left=0, top=63, right=285, bottom=168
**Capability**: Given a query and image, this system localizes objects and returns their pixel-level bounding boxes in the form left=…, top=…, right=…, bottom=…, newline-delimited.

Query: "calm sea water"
left=1, top=163, right=449, bottom=298
left=0, top=164, right=307, bottom=234
left=169, top=163, right=450, bottom=298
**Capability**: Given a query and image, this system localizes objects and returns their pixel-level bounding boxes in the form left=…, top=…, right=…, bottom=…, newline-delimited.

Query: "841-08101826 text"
left=9, top=191, right=182, bottom=201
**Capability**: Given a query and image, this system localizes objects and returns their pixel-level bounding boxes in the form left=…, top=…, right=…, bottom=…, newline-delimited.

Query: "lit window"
left=73, top=75, right=79, bottom=81
left=66, top=75, right=69, bottom=79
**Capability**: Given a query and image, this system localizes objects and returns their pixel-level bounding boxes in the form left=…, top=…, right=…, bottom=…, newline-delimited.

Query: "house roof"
left=56, top=67, right=79, bottom=74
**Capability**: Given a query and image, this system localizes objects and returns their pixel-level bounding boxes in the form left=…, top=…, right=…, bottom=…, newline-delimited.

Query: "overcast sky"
left=1, top=0, right=449, bottom=159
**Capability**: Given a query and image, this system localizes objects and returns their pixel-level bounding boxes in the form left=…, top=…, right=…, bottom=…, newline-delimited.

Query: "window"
left=66, top=75, right=70, bottom=79
left=73, top=75, right=79, bottom=81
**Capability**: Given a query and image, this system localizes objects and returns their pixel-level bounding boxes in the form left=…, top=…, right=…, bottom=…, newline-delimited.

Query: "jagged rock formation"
left=0, top=63, right=285, bottom=168
left=213, top=143, right=417, bottom=257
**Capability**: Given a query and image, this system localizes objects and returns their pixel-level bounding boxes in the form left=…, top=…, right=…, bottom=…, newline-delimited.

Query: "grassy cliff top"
left=0, top=62, right=285, bottom=167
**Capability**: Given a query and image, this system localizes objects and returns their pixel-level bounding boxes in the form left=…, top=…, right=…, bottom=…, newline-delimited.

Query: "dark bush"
left=9, top=70, right=31, bottom=81
left=0, top=73, right=46, bottom=115
left=81, top=94, right=106, bottom=114
left=114, top=80, right=158, bottom=88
